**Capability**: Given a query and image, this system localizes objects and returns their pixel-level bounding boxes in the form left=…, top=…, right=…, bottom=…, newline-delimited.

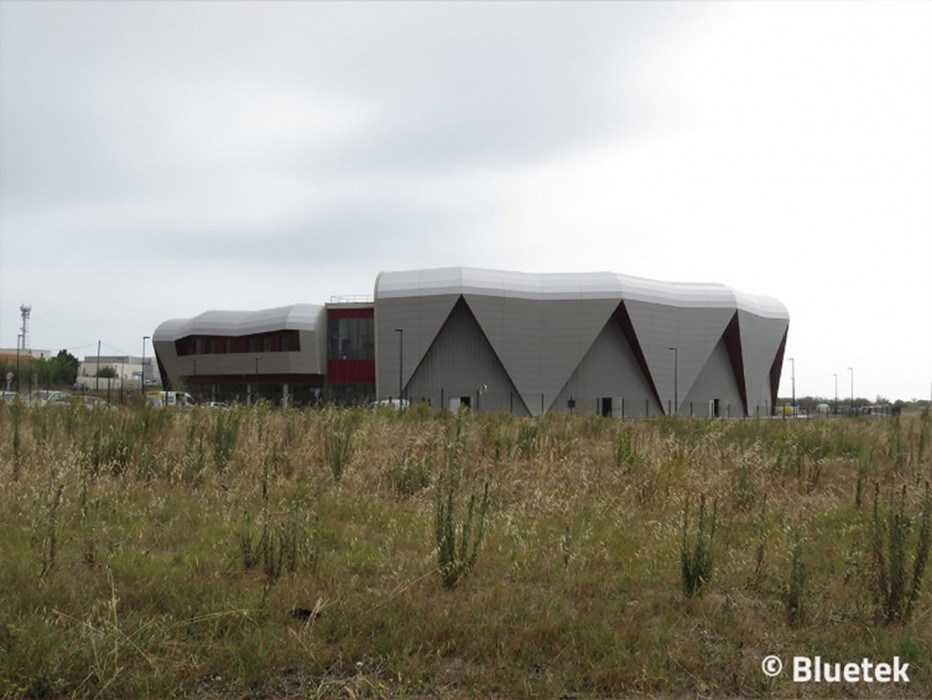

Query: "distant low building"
left=78, top=355, right=157, bottom=388
left=0, top=347, right=54, bottom=361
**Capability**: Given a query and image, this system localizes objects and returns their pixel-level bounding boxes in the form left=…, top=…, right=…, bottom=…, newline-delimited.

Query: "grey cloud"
left=1, top=2, right=683, bottom=206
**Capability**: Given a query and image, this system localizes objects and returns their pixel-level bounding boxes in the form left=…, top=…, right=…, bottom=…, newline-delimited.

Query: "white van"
left=146, top=390, right=196, bottom=408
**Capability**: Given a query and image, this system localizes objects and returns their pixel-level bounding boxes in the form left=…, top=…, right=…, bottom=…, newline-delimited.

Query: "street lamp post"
left=833, top=373, right=838, bottom=416
left=668, top=346, right=678, bottom=416
left=848, top=367, right=854, bottom=415
left=393, top=328, right=403, bottom=404
left=789, top=357, right=796, bottom=417
left=141, top=336, right=150, bottom=395
left=15, top=334, right=22, bottom=393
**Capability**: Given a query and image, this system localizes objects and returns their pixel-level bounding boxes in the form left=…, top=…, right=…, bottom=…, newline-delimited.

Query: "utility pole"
left=19, top=304, right=31, bottom=353
left=19, top=305, right=31, bottom=394
left=848, top=367, right=854, bottom=415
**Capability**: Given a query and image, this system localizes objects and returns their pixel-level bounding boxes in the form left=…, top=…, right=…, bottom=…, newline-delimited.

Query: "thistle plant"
left=434, top=418, right=490, bottom=590
left=680, top=494, right=717, bottom=597
left=749, top=493, right=768, bottom=589
left=323, top=409, right=358, bottom=482
left=614, top=429, right=639, bottom=473
left=871, top=482, right=931, bottom=623
left=516, top=422, right=539, bottom=458
left=39, top=483, right=65, bottom=580
left=388, top=453, right=432, bottom=497
left=237, top=456, right=316, bottom=583
left=854, top=449, right=873, bottom=509
left=212, top=410, right=240, bottom=472
left=785, top=536, right=806, bottom=628
left=11, top=399, right=23, bottom=479
left=919, top=407, right=930, bottom=466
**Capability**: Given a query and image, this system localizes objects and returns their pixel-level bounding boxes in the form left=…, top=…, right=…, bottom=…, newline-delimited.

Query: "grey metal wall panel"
left=681, top=336, right=744, bottom=417
left=152, top=340, right=180, bottom=389
left=464, top=295, right=617, bottom=415
left=553, top=317, right=661, bottom=417
left=463, top=294, right=542, bottom=412
left=374, top=294, right=460, bottom=399
left=406, top=299, right=528, bottom=415
left=737, top=310, right=789, bottom=416
left=625, top=300, right=734, bottom=414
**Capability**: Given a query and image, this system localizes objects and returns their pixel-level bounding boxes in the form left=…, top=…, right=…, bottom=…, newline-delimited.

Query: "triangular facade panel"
left=464, top=294, right=618, bottom=415
left=553, top=314, right=662, bottom=417
left=407, top=298, right=528, bottom=414
left=375, top=293, right=460, bottom=399
left=681, top=335, right=745, bottom=417
left=624, top=300, right=735, bottom=414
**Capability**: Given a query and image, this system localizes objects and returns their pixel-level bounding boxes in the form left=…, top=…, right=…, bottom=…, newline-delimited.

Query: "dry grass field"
left=1, top=401, right=930, bottom=698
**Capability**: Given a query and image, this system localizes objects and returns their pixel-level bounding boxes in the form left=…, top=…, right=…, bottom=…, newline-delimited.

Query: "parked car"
left=81, top=395, right=114, bottom=410
left=146, top=390, right=196, bottom=408
left=32, top=390, right=70, bottom=405
left=369, top=398, right=410, bottom=409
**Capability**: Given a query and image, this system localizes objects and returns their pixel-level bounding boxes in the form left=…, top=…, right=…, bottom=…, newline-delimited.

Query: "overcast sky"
left=1, top=1, right=930, bottom=402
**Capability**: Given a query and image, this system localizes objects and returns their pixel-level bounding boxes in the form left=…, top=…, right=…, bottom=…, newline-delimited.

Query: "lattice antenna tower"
left=20, top=304, right=31, bottom=350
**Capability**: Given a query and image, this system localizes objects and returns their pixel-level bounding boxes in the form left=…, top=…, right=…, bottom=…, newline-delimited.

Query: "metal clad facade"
left=154, top=267, right=789, bottom=414
left=372, top=267, right=789, bottom=417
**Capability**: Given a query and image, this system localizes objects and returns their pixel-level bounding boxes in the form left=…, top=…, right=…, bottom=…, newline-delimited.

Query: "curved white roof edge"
left=375, top=267, right=788, bottom=320
left=154, top=304, right=323, bottom=342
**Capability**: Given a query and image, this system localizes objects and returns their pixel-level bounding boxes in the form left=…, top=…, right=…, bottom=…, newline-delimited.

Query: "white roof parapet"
left=375, top=267, right=788, bottom=320
left=153, top=304, right=322, bottom=342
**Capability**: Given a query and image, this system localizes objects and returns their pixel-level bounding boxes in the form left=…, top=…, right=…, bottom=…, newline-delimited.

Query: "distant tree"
left=49, top=350, right=80, bottom=385
left=95, top=366, right=117, bottom=379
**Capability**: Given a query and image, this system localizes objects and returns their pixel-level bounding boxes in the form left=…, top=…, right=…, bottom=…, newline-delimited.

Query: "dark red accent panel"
left=176, top=330, right=300, bottom=356
left=327, top=359, right=376, bottom=384
left=722, top=312, right=748, bottom=415
left=328, top=308, right=374, bottom=320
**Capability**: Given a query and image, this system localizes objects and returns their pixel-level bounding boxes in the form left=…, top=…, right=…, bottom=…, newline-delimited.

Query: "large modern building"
left=153, top=267, right=788, bottom=416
